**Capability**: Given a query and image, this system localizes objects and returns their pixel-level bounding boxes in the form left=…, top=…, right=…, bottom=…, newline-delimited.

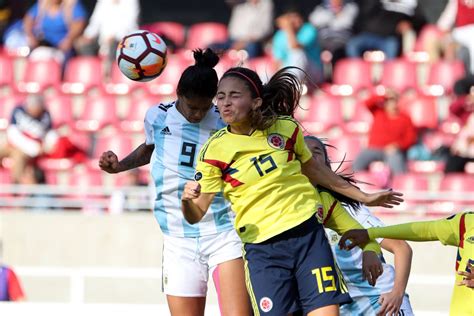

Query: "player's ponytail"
left=194, top=48, right=219, bottom=69
left=177, top=48, right=219, bottom=99
left=221, top=66, right=303, bottom=130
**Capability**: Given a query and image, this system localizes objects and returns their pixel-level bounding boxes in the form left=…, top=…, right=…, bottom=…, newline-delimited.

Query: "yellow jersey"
left=195, top=117, right=318, bottom=243
left=368, top=212, right=474, bottom=316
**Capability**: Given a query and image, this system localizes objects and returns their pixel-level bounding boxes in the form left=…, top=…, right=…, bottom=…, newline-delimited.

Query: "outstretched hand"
left=339, top=229, right=370, bottom=251
left=365, top=190, right=404, bottom=208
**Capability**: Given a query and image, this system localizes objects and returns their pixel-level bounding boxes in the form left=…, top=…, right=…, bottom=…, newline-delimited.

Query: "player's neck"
left=229, top=123, right=255, bottom=136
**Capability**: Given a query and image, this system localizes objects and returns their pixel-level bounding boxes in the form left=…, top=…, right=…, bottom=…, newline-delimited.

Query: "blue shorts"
left=243, top=215, right=352, bottom=315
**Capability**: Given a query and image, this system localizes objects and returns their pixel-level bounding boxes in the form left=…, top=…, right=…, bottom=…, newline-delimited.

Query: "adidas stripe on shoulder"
left=158, top=103, right=174, bottom=112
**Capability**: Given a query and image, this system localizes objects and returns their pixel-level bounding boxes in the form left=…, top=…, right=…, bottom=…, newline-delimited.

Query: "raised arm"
left=99, top=142, right=154, bottom=174
left=301, top=157, right=403, bottom=207
left=378, top=239, right=412, bottom=315
left=339, top=214, right=463, bottom=250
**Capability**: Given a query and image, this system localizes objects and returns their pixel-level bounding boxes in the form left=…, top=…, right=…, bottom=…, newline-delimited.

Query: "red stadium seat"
left=45, top=94, right=74, bottom=128
left=332, top=58, right=373, bottom=95
left=399, top=94, right=438, bottom=129
left=379, top=59, right=418, bottom=93
left=113, top=167, right=150, bottom=187
left=422, top=131, right=456, bottom=152
left=326, top=135, right=365, bottom=171
left=302, top=94, right=344, bottom=133
left=407, top=160, right=445, bottom=173
left=104, top=63, right=143, bottom=95
left=75, top=94, right=118, bottom=132
left=414, top=24, right=443, bottom=52
left=93, top=135, right=134, bottom=159
left=439, top=173, right=474, bottom=192
left=392, top=173, right=429, bottom=192
left=424, top=60, right=465, bottom=95
left=146, top=54, right=189, bottom=95
left=245, top=55, right=277, bottom=83
left=0, top=54, right=14, bottom=88
left=69, top=169, right=103, bottom=187
left=120, top=95, right=162, bottom=132
left=142, top=21, right=186, bottom=48
left=0, top=94, right=25, bottom=130
left=38, top=157, right=76, bottom=172
left=62, top=56, right=103, bottom=94
left=17, top=59, right=62, bottom=93
left=186, top=22, right=228, bottom=50
left=344, top=100, right=373, bottom=134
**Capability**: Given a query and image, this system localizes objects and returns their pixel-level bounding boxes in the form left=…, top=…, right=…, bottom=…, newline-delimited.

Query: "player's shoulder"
left=144, top=101, right=175, bottom=123
left=269, top=116, right=301, bottom=135
left=446, top=211, right=474, bottom=225
left=275, top=116, right=299, bottom=127
left=198, top=127, right=229, bottom=160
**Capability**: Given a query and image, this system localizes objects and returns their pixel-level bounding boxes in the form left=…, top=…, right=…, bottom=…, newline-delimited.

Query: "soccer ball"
left=116, top=30, right=167, bottom=82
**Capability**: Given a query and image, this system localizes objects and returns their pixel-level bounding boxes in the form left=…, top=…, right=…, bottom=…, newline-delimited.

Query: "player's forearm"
left=306, top=160, right=369, bottom=203
left=181, top=200, right=206, bottom=224
left=317, top=164, right=367, bottom=203
left=368, top=222, right=441, bottom=242
left=118, top=143, right=154, bottom=172
left=390, top=241, right=412, bottom=295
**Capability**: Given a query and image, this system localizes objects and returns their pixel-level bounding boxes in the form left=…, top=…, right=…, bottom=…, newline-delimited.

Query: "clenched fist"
left=182, top=181, right=201, bottom=200
left=99, top=151, right=121, bottom=173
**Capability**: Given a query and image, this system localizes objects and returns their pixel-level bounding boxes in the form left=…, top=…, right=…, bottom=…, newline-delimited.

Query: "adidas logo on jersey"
left=160, top=126, right=172, bottom=135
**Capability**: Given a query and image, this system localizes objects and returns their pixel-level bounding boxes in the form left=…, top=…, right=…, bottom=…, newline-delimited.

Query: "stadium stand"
left=16, top=59, right=62, bottom=94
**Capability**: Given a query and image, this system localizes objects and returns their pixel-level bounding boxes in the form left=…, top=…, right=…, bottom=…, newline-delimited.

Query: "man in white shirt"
left=76, top=0, right=140, bottom=74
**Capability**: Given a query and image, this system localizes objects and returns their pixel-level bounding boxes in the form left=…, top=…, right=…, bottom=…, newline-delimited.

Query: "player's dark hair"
left=177, top=48, right=219, bottom=99
left=221, top=66, right=303, bottom=130
left=304, top=136, right=362, bottom=210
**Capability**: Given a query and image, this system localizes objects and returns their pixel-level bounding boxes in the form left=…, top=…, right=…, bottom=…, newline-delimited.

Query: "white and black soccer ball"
left=116, top=30, right=167, bottom=82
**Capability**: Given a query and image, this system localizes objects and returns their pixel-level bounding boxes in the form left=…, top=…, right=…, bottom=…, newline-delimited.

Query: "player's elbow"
left=393, top=240, right=413, bottom=260
left=181, top=203, right=205, bottom=225
left=183, top=214, right=201, bottom=225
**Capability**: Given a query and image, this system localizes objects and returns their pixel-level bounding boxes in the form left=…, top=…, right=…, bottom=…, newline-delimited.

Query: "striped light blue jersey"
left=325, top=205, right=396, bottom=299
left=144, top=101, right=235, bottom=237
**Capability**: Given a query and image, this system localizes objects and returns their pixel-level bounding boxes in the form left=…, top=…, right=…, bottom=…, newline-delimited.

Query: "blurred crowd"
left=0, top=0, right=473, bottom=214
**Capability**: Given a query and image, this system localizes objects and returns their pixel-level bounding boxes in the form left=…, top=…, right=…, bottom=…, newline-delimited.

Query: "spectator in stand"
left=0, top=94, right=56, bottom=183
left=353, top=90, right=417, bottom=176
left=0, top=0, right=27, bottom=45
left=309, top=0, right=358, bottom=66
left=209, top=0, right=273, bottom=59
left=272, top=4, right=323, bottom=83
left=23, top=0, right=86, bottom=67
left=0, top=242, right=26, bottom=301
left=346, top=0, right=417, bottom=59
left=437, top=0, right=474, bottom=74
left=445, top=112, right=474, bottom=173
left=450, top=84, right=474, bottom=125
left=75, top=0, right=140, bottom=77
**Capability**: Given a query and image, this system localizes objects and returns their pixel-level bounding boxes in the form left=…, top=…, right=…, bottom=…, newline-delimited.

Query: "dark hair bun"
left=193, top=48, right=219, bottom=69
